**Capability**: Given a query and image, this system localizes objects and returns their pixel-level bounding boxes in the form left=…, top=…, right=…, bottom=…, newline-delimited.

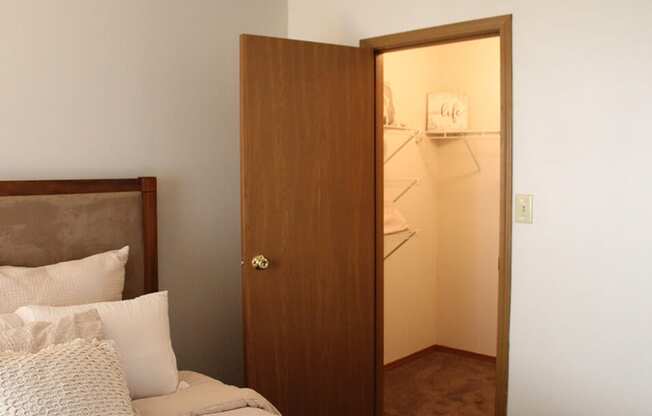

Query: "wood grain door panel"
left=240, top=35, right=376, bottom=416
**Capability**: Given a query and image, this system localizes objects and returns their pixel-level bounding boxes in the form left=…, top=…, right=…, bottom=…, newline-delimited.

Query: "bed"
left=0, top=177, right=279, bottom=416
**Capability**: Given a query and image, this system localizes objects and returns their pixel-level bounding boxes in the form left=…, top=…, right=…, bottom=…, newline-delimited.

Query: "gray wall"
left=0, top=0, right=288, bottom=385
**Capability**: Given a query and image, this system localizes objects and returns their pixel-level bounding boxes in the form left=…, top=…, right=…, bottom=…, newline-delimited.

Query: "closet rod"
left=425, top=130, right=500, bottom=139
left=384, top=230, right=417, bottom=260
left=427, top=131, right=495, bottom=172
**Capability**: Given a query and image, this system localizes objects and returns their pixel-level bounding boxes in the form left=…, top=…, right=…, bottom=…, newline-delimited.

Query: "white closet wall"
left=384, top=37, right=500, bottom=362
left=432, top=38, right=500, bottom=356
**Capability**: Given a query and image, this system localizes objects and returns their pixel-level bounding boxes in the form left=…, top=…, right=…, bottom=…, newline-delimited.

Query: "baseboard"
left=431, top=345, right=497, bottom=363
left=384, top=344, right=496, bottom=370
left=384, top=345, right=439, bottom=370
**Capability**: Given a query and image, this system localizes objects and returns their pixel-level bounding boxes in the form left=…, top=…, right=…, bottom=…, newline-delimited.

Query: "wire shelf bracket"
left=384, top=128, right=421, bottom=164
left=384, top=229, right=417, bottom=260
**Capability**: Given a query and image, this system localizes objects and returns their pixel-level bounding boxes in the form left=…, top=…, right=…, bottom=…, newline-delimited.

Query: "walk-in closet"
left=383, top=36, right=501, bottom=416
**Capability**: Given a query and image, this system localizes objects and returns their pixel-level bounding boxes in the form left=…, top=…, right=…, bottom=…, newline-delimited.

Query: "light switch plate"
left=515, top=194, right=533, bottom=224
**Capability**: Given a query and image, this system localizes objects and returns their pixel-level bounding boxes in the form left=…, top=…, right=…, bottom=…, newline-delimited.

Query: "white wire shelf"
left=384, top=125, right=416, bottom=131
left=425, top=130, right=500, bottom=139
left=382, top=125, right=421, bottom=260
left=425, top=130, right=500, bottom=172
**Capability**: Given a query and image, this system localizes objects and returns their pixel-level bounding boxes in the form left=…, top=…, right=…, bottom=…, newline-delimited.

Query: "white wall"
left=289, top=1, right=652, bottom=414
left=0, top=0, right=287, bottom=385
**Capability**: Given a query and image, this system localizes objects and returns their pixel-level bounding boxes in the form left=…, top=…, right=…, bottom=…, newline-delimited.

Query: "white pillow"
left=0, top=338, right=134, bottom=416
left=0, top=309, right=103, bottom=353
left=0, top=246, right=129, bottom=314
left=16, top=291, right=178, bottom=399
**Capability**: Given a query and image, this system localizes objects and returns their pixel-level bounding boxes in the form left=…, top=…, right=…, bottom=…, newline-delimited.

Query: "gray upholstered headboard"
left=0, top=178, right=158, bottom=299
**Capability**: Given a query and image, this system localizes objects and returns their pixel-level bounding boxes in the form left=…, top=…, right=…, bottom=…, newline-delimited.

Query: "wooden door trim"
left=372, top=52, right=385, bottom=416
left=361, top=14, right=513, bottom=416
left=239, top=34, right=250, bottom=387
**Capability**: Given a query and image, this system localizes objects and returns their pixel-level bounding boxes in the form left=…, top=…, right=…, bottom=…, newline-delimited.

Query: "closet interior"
left=382, top=36, right=501, bottom=416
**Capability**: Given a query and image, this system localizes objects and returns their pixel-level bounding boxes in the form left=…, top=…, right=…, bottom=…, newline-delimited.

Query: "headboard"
left=0, top=177, right=158, bottom=299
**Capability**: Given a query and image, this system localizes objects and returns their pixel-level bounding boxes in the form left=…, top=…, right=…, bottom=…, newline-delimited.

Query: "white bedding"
left=132, top=371, right=280, bottom=416
left=218, top=410, right=274, bottom=416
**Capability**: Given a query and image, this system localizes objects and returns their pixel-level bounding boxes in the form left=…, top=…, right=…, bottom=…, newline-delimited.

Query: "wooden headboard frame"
left=0, top=177, right=158, bottom=294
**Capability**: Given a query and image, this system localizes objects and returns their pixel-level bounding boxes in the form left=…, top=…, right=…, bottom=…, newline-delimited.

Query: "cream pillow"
left=17, top=291, right=178, bottom=399
left=0, top=246, right=129, bottom=314
left=0, top=313, right=22, bottom=331
left=0, top=338, right=134, bottom=416
left=0, top=309, right=103, bottom=353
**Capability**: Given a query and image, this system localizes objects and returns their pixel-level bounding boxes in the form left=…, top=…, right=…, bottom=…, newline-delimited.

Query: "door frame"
left=360, top=15, right=513, bottom=416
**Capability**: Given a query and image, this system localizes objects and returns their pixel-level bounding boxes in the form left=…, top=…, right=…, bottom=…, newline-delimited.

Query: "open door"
left=240, top=35, right=376, bottom=415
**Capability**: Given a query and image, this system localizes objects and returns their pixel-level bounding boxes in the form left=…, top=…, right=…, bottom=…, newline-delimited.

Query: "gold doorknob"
left=251, top=254, right=270, bottom=270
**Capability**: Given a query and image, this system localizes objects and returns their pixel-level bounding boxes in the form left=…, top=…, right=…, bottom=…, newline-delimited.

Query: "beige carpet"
left=384, top=349, right=496, bottom=416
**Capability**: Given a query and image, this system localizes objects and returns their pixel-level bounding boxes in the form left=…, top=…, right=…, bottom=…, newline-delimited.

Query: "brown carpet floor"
left=384, top=350, right=496, bottom=416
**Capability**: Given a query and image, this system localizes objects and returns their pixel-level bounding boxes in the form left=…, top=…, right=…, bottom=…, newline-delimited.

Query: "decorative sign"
left=426, top=93, right=468, bottom=132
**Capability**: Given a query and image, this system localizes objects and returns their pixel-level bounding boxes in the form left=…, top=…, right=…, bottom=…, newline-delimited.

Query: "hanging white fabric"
left=383, top=201, right=409, bottom=235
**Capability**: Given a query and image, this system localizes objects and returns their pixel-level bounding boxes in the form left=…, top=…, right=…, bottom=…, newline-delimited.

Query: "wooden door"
left=240, top=35, right=376, bottom=416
